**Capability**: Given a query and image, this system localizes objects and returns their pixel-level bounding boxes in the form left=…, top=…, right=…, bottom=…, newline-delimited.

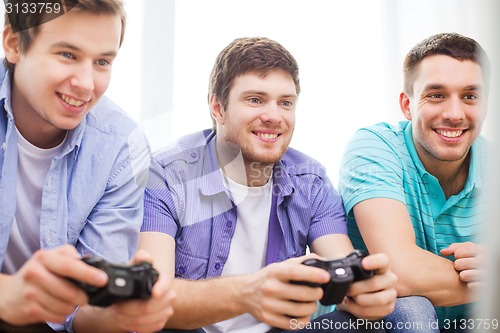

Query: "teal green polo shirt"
left=338, top=120, right=487, bottom=325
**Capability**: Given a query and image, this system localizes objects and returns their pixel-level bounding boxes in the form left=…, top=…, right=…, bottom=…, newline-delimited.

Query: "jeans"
left=384, top=296, right=439, bottom=333
left=385, top=296, right=468, bottom=333
left=162, top=310, right=386, bottom=333
left=162, top=297, right=468, bottom=333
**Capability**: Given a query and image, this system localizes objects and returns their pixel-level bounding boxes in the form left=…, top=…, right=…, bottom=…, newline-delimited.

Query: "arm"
left=138, top=232, right=331, bottom=330
left=353, top=198, right=474, bottom=306
left=311, top=234, right=397, bottom=320
left=0, top=245, right=107, bottom=326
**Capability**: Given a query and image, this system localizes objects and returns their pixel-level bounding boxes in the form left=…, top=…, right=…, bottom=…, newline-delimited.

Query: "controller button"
left=115, top=277, right=127, bottom=288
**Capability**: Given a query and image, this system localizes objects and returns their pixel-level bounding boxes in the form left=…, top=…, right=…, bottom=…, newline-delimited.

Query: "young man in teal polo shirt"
left=338, top=32, right=490, bottom=332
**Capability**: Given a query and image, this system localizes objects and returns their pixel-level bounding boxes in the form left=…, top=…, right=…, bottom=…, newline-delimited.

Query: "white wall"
left=2, top=0, right=496, bottom=185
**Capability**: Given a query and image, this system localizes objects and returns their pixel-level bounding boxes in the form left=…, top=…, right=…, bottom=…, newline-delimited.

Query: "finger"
left=348, top=286, right=397, bottom=307
left=258, top=291, right=318, bottom=319
left=282, top=283, right=323, bottom=303
left=150, top=273, right=171, bottom=298
left=454, top=257, right=482, bottom=271
left=467, top=281, right=482, bottom=290
left=340, top=296, right=395, bottom=321
left=440, top=243, right=461, bottom=256
left=347, top=271, right=398, bottom=297
left=256, top=272, right=322, bottom=306
left=459, top=269, right=482, bottom=284
left=267, top=262, right=330, bottom=285
left=16, top=300, right=69, bottom=325
left=114, top=301, right=174, bottom=333
left=22, top=256, right=89, bottom=306
left=130, top=249, right=153, bottom=265
left=257, top=308, right=312, bottom=331
left=454, top=243, right=484, bottom=259
left=360, top=253, right=390, bottom=274
left=36, top=250, right=108, bottom=287
left=115, top=281, right=176, bottom=317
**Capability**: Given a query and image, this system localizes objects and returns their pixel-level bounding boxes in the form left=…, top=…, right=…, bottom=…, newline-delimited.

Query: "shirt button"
left=177, top=266, right=187, bottom=275
left=214, top=263, right=221, bottom=270
left=191, top=152, right=197, bottom=159
left=226, top=220, right=232, bottom=228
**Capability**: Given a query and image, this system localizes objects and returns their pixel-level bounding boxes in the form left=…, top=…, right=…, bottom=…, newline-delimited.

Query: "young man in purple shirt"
left=140, top=37, right=398, bottom=333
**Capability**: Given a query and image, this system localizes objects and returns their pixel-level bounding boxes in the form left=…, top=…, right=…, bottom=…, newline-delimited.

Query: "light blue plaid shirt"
left=0, top=62, right=151, bottom=331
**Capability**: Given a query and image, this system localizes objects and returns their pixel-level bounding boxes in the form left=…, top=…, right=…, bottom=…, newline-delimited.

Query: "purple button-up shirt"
left=142, top=129, right=347, bottom=280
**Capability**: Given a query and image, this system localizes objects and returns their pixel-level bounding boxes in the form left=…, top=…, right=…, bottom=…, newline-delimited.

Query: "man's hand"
left=106, top=250, right=176, bottom=333
left=441, top=242, right=484, bottom=290
left=336, top=253, right=397, bottom=320
left=0, top=245, right=108, bottom=325
left=239, top=254, right=330, bottom=330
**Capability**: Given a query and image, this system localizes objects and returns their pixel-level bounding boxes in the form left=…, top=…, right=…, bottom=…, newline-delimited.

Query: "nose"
left=69, top=61, right=95, bottom=92
left=260, top=102, right=283, bottom=124
left=443, top=97, right=465, bottom=122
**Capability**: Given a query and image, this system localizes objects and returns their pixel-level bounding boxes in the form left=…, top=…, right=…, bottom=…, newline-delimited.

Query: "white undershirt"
left=1, top=127, right=65, bottom=274
left=203, top=171, right=273, bottom=333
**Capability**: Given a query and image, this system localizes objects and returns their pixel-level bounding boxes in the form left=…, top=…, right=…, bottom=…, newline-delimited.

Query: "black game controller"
left=69, top=256, right=159, bottom=307
left=293, top=250, right=374, bottom=305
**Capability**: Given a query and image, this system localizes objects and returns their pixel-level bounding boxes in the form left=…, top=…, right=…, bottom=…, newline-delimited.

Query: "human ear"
left=3, top=25, right=21, bottom=64
left=209, top=94, right=225, bottom=125
left=399, top=92, right=412, bottom=120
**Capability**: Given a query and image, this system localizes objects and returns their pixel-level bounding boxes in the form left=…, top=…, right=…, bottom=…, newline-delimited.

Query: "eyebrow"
left=50, top=41, right=118, bottom=58
left=241, top=90, right=298, bottom=99
left=423, top=83, right=483, bottom=92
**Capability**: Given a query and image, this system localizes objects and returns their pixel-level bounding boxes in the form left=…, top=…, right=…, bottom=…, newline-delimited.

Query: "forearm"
left=353, top=199, right=474, bottom=307
left=390, top=248, right=472, bottom=306
left=166, top=276, right=248, bottom=329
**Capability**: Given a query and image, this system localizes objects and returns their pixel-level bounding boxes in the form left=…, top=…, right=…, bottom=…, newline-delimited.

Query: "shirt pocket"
left=175, top=245, right=209, bottom=280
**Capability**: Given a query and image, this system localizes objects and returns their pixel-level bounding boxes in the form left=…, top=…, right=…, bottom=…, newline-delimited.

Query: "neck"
left=11, top=86, right=68, bottom=149
left=15, top=120, right=67, bottom=149
left=216, top=141, right=273, bottom=187
left=426, top=154, right=471, bottom=199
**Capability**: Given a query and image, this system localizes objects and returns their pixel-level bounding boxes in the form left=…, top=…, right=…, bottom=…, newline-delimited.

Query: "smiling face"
left=400, top=54, right=487, bottom=171
left=4, top=10, right=121, bottom=148
left=211, top=69, right=297, bottom=168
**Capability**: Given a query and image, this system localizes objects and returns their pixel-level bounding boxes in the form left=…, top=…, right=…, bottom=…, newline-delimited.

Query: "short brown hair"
left=3, top=0, right=126, bottom=72
left=403, top=32, right=490, bottom=96
left=208, top=37, right=300, bottom=130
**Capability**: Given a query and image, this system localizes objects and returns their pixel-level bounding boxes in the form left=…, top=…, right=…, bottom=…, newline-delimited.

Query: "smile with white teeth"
left=436, top=129, right=463, bottom=138
left=256, top=132, right=278, bottom=139
left=59, top=93, right=88, bottom=107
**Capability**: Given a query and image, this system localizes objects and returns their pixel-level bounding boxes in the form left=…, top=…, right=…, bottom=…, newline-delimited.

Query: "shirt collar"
left=0, top=66, right=13, bottom=120
left=198, top=131, right=227, bottom=197
left=198, top=130, right=295, bottom=201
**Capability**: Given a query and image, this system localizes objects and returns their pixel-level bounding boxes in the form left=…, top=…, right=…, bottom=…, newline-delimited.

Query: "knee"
left=388, top=296, right=437, bottom=322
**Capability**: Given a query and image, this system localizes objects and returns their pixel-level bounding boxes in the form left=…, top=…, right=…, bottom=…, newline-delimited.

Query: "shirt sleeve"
left=141, top=158, right=180, bottom=237
left=77, top=127, right=151, bottom=263
left=338, top=127, right=406, bottom=217
left=307, top=173, right=348, bottom=245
